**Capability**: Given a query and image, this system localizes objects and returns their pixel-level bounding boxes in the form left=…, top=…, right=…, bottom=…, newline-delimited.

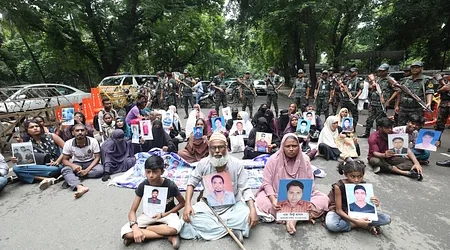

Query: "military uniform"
left=240, top=78, right=255, bottom=117
left=436, top=83, right=450, bottom=134
left=363, top=86, right=386, bottom=135
left=266, top=74, right=283, bottom=115
left=212, top=75, right=227, bottom=113
left=316, top=78, right=333, bottom=119
left=292, top=77, right=310, bottom=113
left=332, top=74, right=348, bottom=114
left=397, top=75, right=434, bottom=126
left=166, top=78, right=178, bottom=108
left=154, top=78, right=165, bottom=109
left=181, top=77, right=195, bottom=115
left=342, top=77, right=363, bottom=129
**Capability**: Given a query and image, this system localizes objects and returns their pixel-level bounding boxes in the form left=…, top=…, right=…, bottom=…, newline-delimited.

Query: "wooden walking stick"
left=201, top=198, right=247, bottom=250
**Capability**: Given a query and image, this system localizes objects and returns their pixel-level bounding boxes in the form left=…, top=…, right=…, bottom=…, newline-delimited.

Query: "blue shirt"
left=206, top=191, right=236, bottom=207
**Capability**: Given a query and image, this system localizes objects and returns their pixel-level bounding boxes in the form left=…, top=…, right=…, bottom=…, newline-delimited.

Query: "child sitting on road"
left=325, top=158, right=391, bottom=235
left=100, top=113, right=115, bottom=140
left=120, top=155, right=185, bottom=249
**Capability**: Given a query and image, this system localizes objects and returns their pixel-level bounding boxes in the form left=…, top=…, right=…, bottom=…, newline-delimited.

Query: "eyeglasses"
left=210, top=145, right=226, bottom=151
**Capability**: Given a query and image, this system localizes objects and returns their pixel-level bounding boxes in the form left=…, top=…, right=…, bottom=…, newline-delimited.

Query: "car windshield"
left=256, top=81, right=265, bottom=85
left=0, top=89, right=19, bottom=101
left=100, top=76, right=124, bottom=86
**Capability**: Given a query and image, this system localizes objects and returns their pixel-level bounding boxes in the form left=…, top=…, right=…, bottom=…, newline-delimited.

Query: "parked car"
left=0, top=83, right=91, bottom=113
left=254, top=80, right=267, bottom=95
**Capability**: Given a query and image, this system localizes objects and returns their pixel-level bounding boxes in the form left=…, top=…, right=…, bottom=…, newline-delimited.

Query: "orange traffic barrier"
left=73, top=102, right=81, bottom=112
left=91, top=87, right=104, bottom=114
left=55, top=107, right=62, bottom=121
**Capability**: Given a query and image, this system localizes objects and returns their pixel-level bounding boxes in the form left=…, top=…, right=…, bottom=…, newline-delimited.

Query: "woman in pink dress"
left=255, top=133, right=329, bottom=235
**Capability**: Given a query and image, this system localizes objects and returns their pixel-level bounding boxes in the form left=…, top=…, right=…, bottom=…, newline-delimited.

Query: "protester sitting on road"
left=206, top=109, right=229, bottom=137
left=58, top=112, right=94, bottom=141
left=336, top=108, right=349, bottom=127
left=367, top=117, right=423, bottom=180
left=282, top=114, right=299, bottom=136
left=12, top=119, right=65, bottom=190
left=97, top=97, right=119, bottom=129
left=126, top=99, right=148, bottom=125
left=16, top=116, right=50, bottom=142
left=252, top=103, right=269, bottom=127
left=243, top=117, right=280, bottom=159
left=100, top=129, right=136, bottom=182
left=287, top=103, right=298, bottom=116
left=61, top=123, right=104, bottom=199
left=226, top=107, right=239, bottom=131
left=139, top=120, right=176, bottom=153
left=121, top=155, right=185, bottom=249
left=184, top=104, right=206, bottom=141
left=115, top=117, right=132, bottom=140
left=256, top=134, right=329, bottom=234
left=0, top=153, right=9, bottom=191
left=317, top=116, right=345, bottom=161
left=178, top=118, right=210, bottom=163
left=264, top=109, right=280, bottom=138
left=100, top=113, right=115, bottom=140
left=180, top=132, right=258, bottom=242
left=392, top=114, right=429, bottom=164
left=278, top=109, right=290, bottom=133
left=325, top=158, right=391, bottom=235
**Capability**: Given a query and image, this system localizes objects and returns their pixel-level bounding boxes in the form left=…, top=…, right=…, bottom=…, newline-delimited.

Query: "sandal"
left=38, top=178, right=56, bottom=191
left=369, top=226, right=382, bottom=236
left=408, top=170, right=423, bottom=181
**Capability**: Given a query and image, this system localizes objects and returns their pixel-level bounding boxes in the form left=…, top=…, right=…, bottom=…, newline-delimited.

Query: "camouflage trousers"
left=332, top=93, right=342, bottom=115
left=397, top=107, right=423, bottom=127
left=266, top=92, right=279, bottom=116
left=342, top=100, right=359, bottom=130
left=182, top=95, right=195, bottom=115
left=436, top=101, right=450, bottom=132
left=294, top=96, right=308, bottom=113
left=316, top=98, right=330, bottom=120
left=215, top=94, right=227, bottom=114
left=364, top=105, right=386, bottom=134
left=242, top=94, right=255, bottom=118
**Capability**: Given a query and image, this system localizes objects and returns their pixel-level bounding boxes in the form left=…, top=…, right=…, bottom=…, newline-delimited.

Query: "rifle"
left=368, top=74, right=387, bottom=115
left=175, top=78, right=195, bottom=92
left=386, top=76, right=432, bottom=113
left=332, top=76, right=355, bottom=105
left=266, top=75, right=279, bottom=94
left=237, top=77, right=257, bottom=97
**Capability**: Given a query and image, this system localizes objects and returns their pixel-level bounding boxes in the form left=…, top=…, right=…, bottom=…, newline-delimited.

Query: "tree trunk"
left=20, top=33, right=46, bottom=82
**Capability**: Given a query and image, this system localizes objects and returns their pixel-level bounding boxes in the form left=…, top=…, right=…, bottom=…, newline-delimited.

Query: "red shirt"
left=368, top=130, right=388, bottom=160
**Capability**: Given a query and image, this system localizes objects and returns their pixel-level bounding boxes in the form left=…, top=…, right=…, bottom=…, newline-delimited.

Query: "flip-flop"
left=369, top=226, right=382, bottom=236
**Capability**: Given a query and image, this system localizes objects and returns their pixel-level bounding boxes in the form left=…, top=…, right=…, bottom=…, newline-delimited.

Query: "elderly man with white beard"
left=179, top=132, right=258, bottom=242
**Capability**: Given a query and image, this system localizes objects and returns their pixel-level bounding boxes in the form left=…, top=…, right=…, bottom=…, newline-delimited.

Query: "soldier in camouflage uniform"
left=341, top=67, right=363, bottom=131
left=179, top=69, right=196, bottom=118
left=359, top=64, right=395, bottom=137
left=154, top=71, right=166, bottom=109
left=395, top=61, right=434, bottom=126
left=314, top=70, right=334, bottom=119
left=211, top=68, right=227, bottom=114
left=332, top=66, right=348, bottom=114
left=288, top=69, right=310, bottom=113
left=266, top=67, right=284, bottom=116
left=165, top=72, right=178, bottom=109
left=435, top=74, right=450, bottom=154
left=238, top=71, right=257, bottom=118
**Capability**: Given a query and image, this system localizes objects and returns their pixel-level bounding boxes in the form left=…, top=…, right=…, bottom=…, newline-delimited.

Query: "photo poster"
left=415, top=129, right=441, bottom=152
left=139, top=120, right=153, bottom=140
left=303, top=111, right=316, bottom=126
left=202, top=172, right=236, bottom=207
left=143, top=185, right=168, bottom=217
left=296, top=119, right=311, bottom=139
left=193, top=126, right=203, bottom=139
left=341, top=117, right=354, bottom=132
left=131, top=124, right=140, bottom=144
left=335, top=137, right=358, bottom=158
left=230, top=135, right=245, bottom=153
left=276, top=179, right=313, bottom=221
left=255, top=132, right=272, bottom=153
left=388, top=133, right=409, bottom=156
left=211, top=116, right=226, bottom=133
left=230, top=120, right=248, bottom=138
left=61, top=107, right=75, bottom=126
left=222, top=107, right=232, bottom=120
left=162, top=110, right=174, bottom=132
left=345, top=183, right=378, bottom=221
left=12, top=142, right=36, bottom=166
left=245, top=167, right=264, bottom=189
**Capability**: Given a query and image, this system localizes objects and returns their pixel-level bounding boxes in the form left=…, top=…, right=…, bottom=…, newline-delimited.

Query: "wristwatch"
left=129, top=221, right=138, bottom=228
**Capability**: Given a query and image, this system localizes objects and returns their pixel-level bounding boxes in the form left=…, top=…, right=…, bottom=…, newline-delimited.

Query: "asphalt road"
left=1, top=91, right=450, bottom=250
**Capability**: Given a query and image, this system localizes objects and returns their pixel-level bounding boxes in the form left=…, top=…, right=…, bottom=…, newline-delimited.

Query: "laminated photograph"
left=276, top=179, right=313, bottom=221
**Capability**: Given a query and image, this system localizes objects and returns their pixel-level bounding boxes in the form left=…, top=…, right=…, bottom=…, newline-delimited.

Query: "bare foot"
left=286, top=220, right=297, bottom=235
left=74, top=186, right=89, bottom=199
left=168, top=235, right=180, bottom=249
